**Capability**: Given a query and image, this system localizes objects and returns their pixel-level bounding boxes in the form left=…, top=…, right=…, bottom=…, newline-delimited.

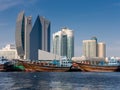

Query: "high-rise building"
left=97, top=42, right=106, bottom=58
left=83, top=40, right=97, bottom=58
left=30, top=16, right=50, bottom=60
left=82, top=37, right=106, bottom=58
left=15, top=11, right=32, bottom=59
left=15, top=11, right=25, bottom=59
left=24, top=16, right=32, bottom=59
left=53, top=27, right=74, bottom=59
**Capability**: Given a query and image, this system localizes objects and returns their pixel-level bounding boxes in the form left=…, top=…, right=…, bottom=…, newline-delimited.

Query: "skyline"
left=0, top=0, right=120, bottom=57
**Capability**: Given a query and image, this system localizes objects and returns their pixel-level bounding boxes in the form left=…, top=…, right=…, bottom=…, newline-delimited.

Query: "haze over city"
left=0, top=0, right=120, bottom=57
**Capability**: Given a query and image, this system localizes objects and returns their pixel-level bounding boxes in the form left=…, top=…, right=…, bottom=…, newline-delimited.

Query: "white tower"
left=53, top=27, right=74, bottom=59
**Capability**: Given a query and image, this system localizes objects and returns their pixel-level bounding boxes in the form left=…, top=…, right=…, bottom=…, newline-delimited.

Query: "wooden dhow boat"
left=77, top=63, right=120, bottom=72
left=76, top=60, right=120, bottom=72
left=18, top=60, right=71, bottom=72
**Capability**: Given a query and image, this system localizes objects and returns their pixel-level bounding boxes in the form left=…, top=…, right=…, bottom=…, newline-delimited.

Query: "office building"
left=83, top=40, right=97, bottom=58
left=0, top=44, right=19, bottom=60
left=83, top=37, right=106, bottom=58
left=24, top=16, right=32, bottom=60
left=97, top=42, right=106, bottom=58
left=30, top=16, right=50, bottom=60
left=53, top=27, right=74, bottom=59
left=15, top=11, right=32, bottom=59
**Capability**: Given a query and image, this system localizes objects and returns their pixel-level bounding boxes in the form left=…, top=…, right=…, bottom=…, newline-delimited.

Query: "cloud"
left=0, top=0, right=38, bottom=11
left=0, top=0, right=22, bottom=11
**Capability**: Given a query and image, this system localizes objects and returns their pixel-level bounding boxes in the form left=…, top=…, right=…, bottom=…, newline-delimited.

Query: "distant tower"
left=53, top=27, right=74, bottom=59
left=15, top=11, right=32, bottom=59
left=30, top=16, right=50, bottom=60
left=83, top=37, right=106, bottom=58
left=97, top=42, right=106, bottom=58
left=83, top=40, right=97, bottom=58
left=91, top=36, right=97, bottom=43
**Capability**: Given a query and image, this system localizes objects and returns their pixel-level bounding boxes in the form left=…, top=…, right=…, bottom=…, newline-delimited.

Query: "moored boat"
left=20, top=61, right=70, bottom=72
left=77, top=63, right=120, bottom=72
left=0, top=65, right=4, bottom=71
left=4, top=61, right=25, bottom=71
left=76, top=60, right=120, bottom=72
left=0, top=58, right=9, bottom=71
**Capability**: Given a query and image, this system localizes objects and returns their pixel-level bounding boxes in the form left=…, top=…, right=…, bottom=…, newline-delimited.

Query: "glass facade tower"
left=53, top=28, right=74, bottom=59
left=30, top=16, right=50, bottom=60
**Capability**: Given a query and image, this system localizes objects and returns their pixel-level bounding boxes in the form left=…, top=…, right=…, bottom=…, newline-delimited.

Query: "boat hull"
left=20, top=61, right=70, bottom=72
left=77, top=63, right=120, bottom=72
left=36, top=66, right=70, bottom=72
left=0, top=64, right=4, bottom=71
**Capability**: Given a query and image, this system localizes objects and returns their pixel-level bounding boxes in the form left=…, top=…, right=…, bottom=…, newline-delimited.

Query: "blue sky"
left=0, top=0, right=120, bottom=57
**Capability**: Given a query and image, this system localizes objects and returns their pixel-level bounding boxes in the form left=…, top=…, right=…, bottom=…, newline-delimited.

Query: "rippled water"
left=0, top=72, right=120, bottom=90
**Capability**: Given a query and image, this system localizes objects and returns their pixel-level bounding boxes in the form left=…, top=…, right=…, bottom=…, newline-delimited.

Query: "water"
left=0, top=72, right=120, bottom=90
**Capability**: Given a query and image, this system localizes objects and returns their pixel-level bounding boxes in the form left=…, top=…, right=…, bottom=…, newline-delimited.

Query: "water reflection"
left=0, top=72, right=120, bottom=90
left=0, top=72, right=14, bottom=90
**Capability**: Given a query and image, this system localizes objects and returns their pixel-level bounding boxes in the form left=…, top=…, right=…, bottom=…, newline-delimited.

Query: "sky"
left=0, top=0, right=120, bottom=57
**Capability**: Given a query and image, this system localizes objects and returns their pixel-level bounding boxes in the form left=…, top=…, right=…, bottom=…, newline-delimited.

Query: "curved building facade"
left=15, top=11, right=25, bottom=59
left=15, top=11, right=32, bottom=59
